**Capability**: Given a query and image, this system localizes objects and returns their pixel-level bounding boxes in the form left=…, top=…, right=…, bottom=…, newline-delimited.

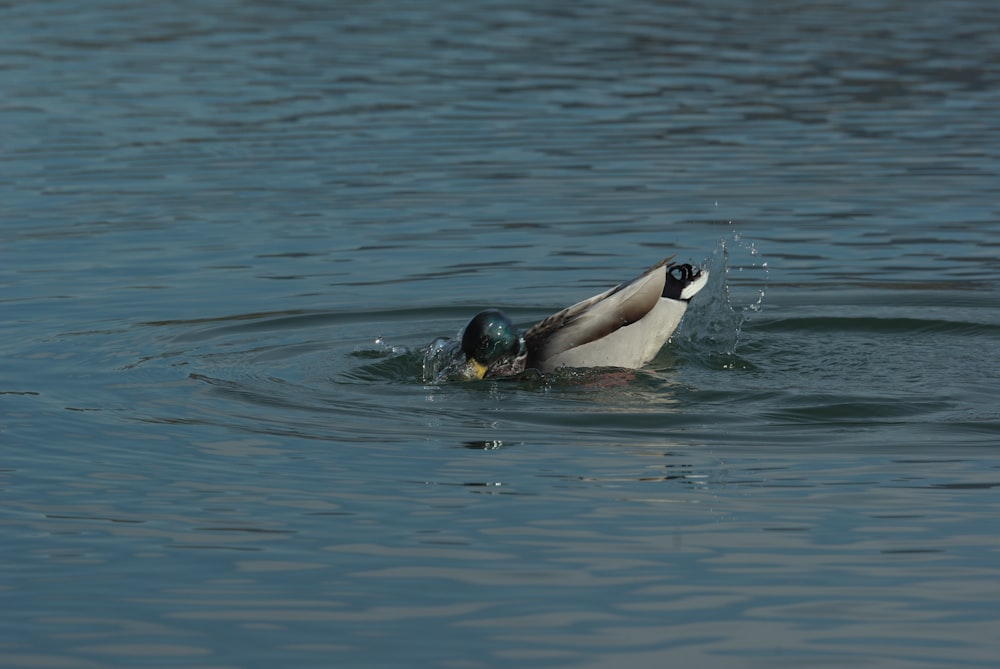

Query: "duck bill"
left=464, top=359, right=489, bottom=380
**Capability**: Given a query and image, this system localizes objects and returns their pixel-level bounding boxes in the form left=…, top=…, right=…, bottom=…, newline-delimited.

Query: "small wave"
left=754, top=316, right=1000, bottom=337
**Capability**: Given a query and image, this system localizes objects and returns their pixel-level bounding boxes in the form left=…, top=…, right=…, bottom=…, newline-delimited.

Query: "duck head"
left=460, top=309, right=525, bottom=379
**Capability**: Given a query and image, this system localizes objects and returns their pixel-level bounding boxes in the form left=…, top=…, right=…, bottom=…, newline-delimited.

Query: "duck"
left=459, top=256, right=708, bottom=379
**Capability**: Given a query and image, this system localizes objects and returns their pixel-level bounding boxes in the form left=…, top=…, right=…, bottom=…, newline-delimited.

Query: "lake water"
left=3, top=1, right=999, bottom=667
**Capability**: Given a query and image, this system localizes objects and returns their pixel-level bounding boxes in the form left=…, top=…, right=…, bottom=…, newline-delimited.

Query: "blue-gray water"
left=3, top=1, right=999, bottom=667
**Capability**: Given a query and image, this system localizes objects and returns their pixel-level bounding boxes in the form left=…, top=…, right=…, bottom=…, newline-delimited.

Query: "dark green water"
left=3, top=1, right=999, bottom=667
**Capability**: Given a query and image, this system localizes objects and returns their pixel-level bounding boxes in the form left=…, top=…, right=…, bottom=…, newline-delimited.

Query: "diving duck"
left=459, top=257, right=708, bottom=379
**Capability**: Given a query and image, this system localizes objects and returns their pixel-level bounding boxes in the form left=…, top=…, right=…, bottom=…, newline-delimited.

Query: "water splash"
left=351, top=334, right=482, bottom=385
left=353, top=336, right=410, bottom=359
left=680, top=231, right=768, bottom=364
left=421, top=335, right=468, bottom=383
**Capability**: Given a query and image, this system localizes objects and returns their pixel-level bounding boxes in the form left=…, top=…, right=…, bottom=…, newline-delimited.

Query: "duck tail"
left=663, top=263, right=709, bottom=301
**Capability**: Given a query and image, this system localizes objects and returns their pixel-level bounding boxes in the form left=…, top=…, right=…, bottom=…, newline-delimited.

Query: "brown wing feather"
left=524, top=256, right=673, bottom=367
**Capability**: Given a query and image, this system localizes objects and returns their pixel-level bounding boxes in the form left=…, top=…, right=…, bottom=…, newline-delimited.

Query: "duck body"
left=459, top=257, right=708, bottom=379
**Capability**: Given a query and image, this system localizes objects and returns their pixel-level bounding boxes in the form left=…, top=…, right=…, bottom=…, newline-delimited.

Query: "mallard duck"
left=460, top=257, right=708, bottom=379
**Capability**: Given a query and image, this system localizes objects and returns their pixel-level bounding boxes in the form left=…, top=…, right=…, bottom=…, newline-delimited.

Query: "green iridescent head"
left=460, top=309, right=523, bottom=378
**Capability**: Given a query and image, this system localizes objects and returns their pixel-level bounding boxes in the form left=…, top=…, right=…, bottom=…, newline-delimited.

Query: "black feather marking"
left=662, top=263, right=698, bottom=300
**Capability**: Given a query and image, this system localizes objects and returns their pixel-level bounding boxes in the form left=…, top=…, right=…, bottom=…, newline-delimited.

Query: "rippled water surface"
left=3, top=1, right=1000, bottom=667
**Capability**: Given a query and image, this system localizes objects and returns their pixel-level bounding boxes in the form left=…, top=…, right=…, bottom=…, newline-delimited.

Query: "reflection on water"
left=3, top=0, right=1000, bottom=667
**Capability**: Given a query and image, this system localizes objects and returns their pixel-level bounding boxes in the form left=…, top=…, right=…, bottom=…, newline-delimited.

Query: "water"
left=3, top=1, right=999, bottom=667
